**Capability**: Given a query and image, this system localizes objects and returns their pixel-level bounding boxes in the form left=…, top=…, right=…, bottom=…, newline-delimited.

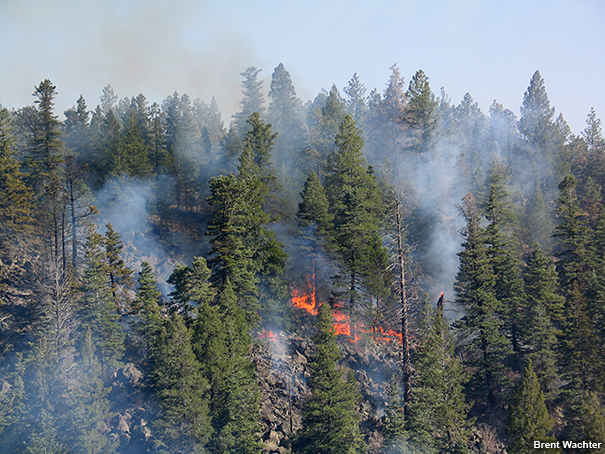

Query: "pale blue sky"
left=0, top=0, right=603, bottom=134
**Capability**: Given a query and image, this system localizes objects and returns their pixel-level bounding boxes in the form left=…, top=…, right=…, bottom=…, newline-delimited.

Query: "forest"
left=0, top=63, right=604, bottom=453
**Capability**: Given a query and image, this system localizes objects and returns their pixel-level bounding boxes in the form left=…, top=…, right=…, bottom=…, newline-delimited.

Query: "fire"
left=332, top=309, right=351, bottom=336
left=291, top=274, right=317, bottom=315
left=290, top=273, right=404, bottom=344
left=259, top=328, right=277, bottom=341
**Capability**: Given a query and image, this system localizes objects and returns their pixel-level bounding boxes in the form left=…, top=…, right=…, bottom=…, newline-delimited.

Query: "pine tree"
left=233, top=66, right=266, bottom=135
left=192, top=281, right=264, bottom=454
left=405, top=70, right=437, bottom=154
left=553, top=175, right=593, bottom=295
left=148, top=313, right=212, bottom=453
left=381, top=375, right=406, bottom=452
left=0, top=107, right=35, bottom=314
left=128, top=261, right=163, bottom=362
left=267, top=62, right=305, bottom=174
left=207, top=114, right=286, bottom=321
left=297, top=170, right=331, bottom=233
left=522, top=245, right=564, bottom=398
left=167, top=256, right=215, bottom=316
left=454, top=193, right=512, bottom=409
left=295, top=303, right=364, bottom=454
left=308, top=85, right=347, bottom=177
left=63, top=94, right=90, bottom=156
left=323, top=115, right=389, bottom=313
left=506, top=360, right=556, bottom=454
left=68, top=327, right=117, bottom=453
left=110, top=109, right=153, bottom=177
left=407, top=302, right=472, bottom=453
left=343, top=73, right=367, bottom=126
left=484, top=184, right=525, bottom=355
left=518, top=71, right=562, bottom=192
left=80, top=225, right=125, bottom=371
left=25, top=79, right=63, bottom=188
left=103, top=222, right=133, bottom=312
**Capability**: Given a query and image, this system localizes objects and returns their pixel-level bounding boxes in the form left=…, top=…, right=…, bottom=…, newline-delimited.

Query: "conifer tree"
left=343, top=73, right=367, bottom=126
left=80, top=225, right=125, bottom=371
left=167, top=256, right=215, bottom=316
left=68, top=327, right=117, bottom=453
left=323, top=115, right=390, bottom=312
left=308, top=85, right=347, bottom=177
left=267, top=62, right=305, bottom=171
left=484, top=184, right=525, bottom=355
left=407, top=301, right=472, bottom=453
left=129, top=261, right=163, bottom=362
left=63, top=94, right=90, bottom=156
left=454, top=193, right=512, bottom=409
left=207, top=114, right=286, bottom=321
left=103, top=222, right=134, bottom=312
left=233, top=66, right=266, bottom=135
left=506, top=360, right=556, bottom=454
left=0, top=107, right=35, bottom=293
left=295, top=303, right=364, bottom=454
left=110, top=109, right=153, bottom=177
left=25, top=79, right=63, bottom=188
left=522, top=245, right=563, bottom=398
left=192, top=281, right=264, bottom=454
left=148, top=313, right=212, bottom=453
left=297, top=170, right=332, bottom=234
left=133, top=261, right=162, bottom=314
left=553, top=175, right=593, bottom=295
left=405, top=70, right=437, bottom=154
left=381, top=375, right=406, bottom=452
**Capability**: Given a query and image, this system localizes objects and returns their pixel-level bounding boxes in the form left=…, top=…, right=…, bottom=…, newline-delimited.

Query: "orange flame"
left=290, top=274, right=404, bottom=344
left=291, top=274, right=317, bottom=315
left=259, top=329, right=277, bottom=341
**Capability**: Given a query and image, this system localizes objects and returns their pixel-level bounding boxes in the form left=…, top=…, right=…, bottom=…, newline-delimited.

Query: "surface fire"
left=290, top=274, right=401, bottom=344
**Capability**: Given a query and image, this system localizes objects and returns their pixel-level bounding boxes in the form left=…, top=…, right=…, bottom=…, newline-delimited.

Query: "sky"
left=0, top=0, right=603, bottom=135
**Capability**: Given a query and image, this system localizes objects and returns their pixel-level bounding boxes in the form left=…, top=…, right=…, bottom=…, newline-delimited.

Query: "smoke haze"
left=1, top=1, right=604, bottom=133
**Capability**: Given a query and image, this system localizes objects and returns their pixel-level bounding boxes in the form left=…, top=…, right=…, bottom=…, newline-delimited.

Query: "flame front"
left=290, top=274, right=403, bottom=344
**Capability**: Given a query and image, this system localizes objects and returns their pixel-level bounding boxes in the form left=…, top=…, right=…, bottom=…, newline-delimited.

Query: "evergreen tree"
left=103, top=222, right=134, bottom=312
left=308, top=85, right=347, bottom=177
left=522, top=245, right=564, bottom=398
left=506, top=360, right=556, bottom=454
left=523, top=182, right=554, bottom=252
left=148, top=313, right=212, bottom=453
left=267, top=63, right=305, bottom=174
left=63, top=94, right=90, bottom=157
left=405, top=70, right=437, bottom=154
left=129, top=261, right=163, bottom=362
left=553, top=175, right=593, bottom=295
left=110, top=109, right=153, bottom=177
left=381, top=375, right=406, bottom=452
left=25, top=79, right=63, bottom=188
left=207, top=114, right=286, bottom=321
left=343, top=73, right=367, bottom=126
left=233, top=66, right=266, bottom=135
left=518, top=71, right=562, bottom=192
left=80, top=225, right=125, bottom=371
left=454, top=193, right=512, bottom=409
left=167, top=256, right=215, bottom=316
left=295, top=303, right=364, bottom=454
left=323, top=115, right=390, bottom=313
left=297, top=170, right=332, bottom=233
left=192, top=281, right=264, bottom=454
left=67, top=327, right=117, bottom=453
left=407, top=302, right=472, bottom=453
left=484, top=184, right=524, bottom=355
left=0, top=107, right=35, bottom=321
